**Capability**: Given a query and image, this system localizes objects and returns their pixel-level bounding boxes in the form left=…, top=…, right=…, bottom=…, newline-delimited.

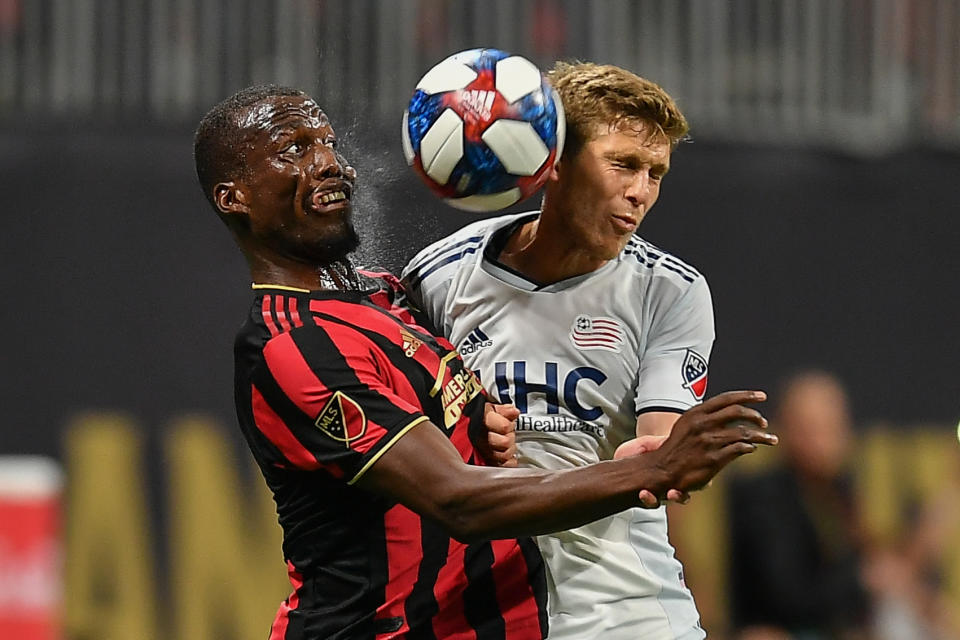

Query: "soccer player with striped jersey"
left=194, top=84, right=776, bottom=640
left=403, top=63, right=725, bottom=639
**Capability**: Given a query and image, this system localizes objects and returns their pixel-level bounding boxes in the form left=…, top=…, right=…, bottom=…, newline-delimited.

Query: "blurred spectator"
left=0, top=0, right=18, bottom=33
left=531, top=0, right=567, bottom=59
left=727, top=371, right=871, bottom=640
left=416, top=0, right=450, bottom=62
left=865, top=465, right=960, bottom=640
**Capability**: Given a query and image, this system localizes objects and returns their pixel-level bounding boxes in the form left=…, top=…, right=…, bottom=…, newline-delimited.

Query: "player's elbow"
left=441, top=516, right=488, bottom=544
left=432, top=501, right=490, bottom=544
left=427, top=482, right=502, bottom=544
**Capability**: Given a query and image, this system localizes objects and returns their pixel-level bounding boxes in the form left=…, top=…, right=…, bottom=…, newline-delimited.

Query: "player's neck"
left=248, top=253, right=360, bottom=291
left=498, top=217, right=607, bottom=285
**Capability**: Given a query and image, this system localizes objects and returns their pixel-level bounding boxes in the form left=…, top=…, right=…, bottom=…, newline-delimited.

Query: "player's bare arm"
left=358, top=390, right=776, bottom=542
left=615, top=410, right=687, bottom=504
left=614, top=411, right=679, bottom=458
left=635, top=410, right=679, bottom=439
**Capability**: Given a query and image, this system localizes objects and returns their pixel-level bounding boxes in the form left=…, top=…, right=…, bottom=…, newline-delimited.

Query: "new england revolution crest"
left=569, top=315, right=624, bottom=353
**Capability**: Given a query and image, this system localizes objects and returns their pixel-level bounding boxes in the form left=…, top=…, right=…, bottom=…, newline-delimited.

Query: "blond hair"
left=547, top=61, right=689, bottom=156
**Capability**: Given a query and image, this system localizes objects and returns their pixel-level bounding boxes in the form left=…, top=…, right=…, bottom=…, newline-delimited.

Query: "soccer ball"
left=402, top=48, right=565, bottom=212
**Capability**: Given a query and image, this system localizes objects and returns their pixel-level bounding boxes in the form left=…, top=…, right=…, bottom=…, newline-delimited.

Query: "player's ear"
left=546, top=157, right=563, bottom=182
left=214, top=181, right=250, bottom=217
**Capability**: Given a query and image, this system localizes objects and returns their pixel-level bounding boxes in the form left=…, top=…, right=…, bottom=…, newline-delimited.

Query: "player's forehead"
left=588, top=119, right=671, bottom=160
left=237, top=95, right=333, bottom=140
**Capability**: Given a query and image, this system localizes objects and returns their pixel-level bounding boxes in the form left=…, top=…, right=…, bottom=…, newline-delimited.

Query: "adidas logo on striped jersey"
left=458, top=327, right=493, bottom=355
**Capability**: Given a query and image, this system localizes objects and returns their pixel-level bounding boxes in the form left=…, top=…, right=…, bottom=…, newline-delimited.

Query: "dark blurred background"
left=1, top=1, right=958, bottom=639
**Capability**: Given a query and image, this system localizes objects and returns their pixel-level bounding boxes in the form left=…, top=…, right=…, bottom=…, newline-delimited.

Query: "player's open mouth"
left=307, top=186, right=352, bottom=213
left=317, top=190, right=347, bottom=205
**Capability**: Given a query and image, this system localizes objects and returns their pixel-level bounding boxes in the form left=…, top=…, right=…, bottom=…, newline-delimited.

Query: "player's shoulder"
left=403, top=211, right=530, bottom=286
left=620, top=235, right=707, bottom=290
left=245, top=289, right=381, bottom=353
left=236, top=290, right=310, bottom=368
left=409, top=211, right=529, bottom=265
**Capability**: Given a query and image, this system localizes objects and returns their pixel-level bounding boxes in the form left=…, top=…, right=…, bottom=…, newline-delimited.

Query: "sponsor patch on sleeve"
left=682, top=349, right=708, bottom=401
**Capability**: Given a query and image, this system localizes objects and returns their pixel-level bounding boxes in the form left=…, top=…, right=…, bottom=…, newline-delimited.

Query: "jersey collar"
left=481, top=213, right=620, bottom=292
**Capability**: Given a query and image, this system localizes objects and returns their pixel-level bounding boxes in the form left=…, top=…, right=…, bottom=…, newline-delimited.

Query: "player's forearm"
left=440, top=461, right=665, bottom=542
left=360, top=421, right=664, bottom=543
left=363, top=392, right=773, bottom=543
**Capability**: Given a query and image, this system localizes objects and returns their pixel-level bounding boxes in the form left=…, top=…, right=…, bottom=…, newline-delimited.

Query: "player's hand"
left=614, top=435, right=668, bottom=458
left=614, top=435, right=689, bottom=507
left=480, top=402, right=519, bottom=468
left=630, top=390, right=777, bottom=507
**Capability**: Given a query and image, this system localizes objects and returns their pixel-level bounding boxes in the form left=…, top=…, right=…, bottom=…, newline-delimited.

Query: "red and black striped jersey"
left=233, top=273, right=548, bottom=640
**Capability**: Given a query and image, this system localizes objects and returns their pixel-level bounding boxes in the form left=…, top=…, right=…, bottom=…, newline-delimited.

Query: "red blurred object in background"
left=0, top=457, right=63, bottom=640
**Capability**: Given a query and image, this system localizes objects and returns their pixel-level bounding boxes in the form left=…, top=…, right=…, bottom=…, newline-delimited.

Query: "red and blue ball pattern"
left=406, top=48, right=562, bottom=204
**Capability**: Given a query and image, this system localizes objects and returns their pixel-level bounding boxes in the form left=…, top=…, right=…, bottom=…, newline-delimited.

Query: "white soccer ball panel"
left=495, top=56, right=543, bottom=103
left=401, top=110, right=415, bottom=165
left=445, top=188, right=522, bottom=212
left=416, top=59, right=478, bottom=95
left=482, top=120, right=549, bottom=176
left=420, top=108, right=464, bottom=185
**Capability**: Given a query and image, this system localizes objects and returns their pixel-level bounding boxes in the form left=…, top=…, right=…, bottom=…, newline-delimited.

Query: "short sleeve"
left=401, top=232, right=484, bottom=339
left=634, top=276, right=715, bottom=413
left=401, top=260, right=453, bottom=338
left=250, top=327, right=427, bottom=484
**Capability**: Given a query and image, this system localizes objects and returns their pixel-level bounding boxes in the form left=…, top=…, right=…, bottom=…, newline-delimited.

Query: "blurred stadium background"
left=1, top=0, right=958, bottom=638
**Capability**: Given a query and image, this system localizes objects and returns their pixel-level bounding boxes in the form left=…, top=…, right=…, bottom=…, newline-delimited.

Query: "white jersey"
left=402, top=211, right=714, bottom=640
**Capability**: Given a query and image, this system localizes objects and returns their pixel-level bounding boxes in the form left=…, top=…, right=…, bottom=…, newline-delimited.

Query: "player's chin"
left=600, top=237, right=631, bottom=260
left=300, top=223, right=361, bottom=263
